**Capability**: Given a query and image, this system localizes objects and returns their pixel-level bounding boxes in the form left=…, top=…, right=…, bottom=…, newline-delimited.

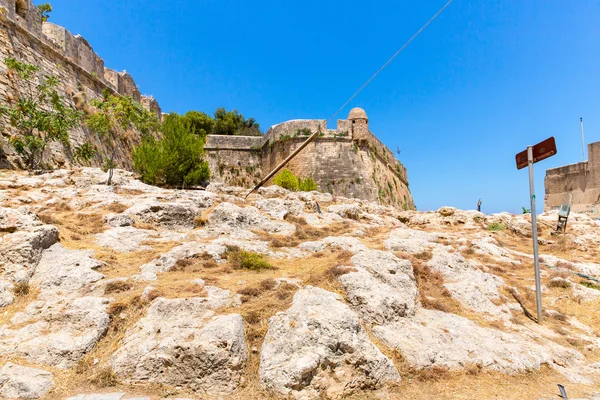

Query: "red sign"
left=516, top=137, right=557, bottom=170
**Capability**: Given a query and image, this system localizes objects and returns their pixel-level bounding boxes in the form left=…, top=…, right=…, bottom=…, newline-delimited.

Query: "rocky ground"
left=0, top=168, right=599, bottom=400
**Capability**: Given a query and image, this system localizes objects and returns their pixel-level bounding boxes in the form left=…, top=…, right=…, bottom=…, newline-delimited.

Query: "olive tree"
left=0, top=57, right=80, bottom=169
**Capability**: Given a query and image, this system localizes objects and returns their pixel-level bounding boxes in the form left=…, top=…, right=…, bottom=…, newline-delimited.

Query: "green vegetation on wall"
left=0, top=57, right=81, bottom=170
left=85, top=90, right=160, bottom=184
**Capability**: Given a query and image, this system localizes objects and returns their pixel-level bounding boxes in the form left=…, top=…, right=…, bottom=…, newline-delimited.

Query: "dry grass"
left=104, top=202, right=129, bottom=213
left=12, top=281, right=29, bottom=296
left=387, top=365, right=595, bottom=400
left=402, top=253, right=462, bottom=314
left=104, top=280, right=133, bottom=294
left=259, top=216, right=351, bottom=249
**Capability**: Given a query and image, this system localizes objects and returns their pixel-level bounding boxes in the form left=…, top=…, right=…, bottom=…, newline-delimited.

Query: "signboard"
left=515, top=137, right=557, bottom=170
left=515, top=135, right=558, bottom=324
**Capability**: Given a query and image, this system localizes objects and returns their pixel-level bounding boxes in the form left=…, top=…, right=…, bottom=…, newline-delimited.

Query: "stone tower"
left=348, top=107, right=369, bottom=141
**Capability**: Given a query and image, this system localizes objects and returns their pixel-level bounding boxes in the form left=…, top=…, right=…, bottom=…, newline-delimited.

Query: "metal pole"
left=528, top=146, right=543, bottom=323
left=580, top=117, right=585, bottom=162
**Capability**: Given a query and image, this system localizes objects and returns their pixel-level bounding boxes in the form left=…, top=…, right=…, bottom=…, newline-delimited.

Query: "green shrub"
left=273, top=168, right=299, bottom=191
left=73, top=142, right=96, bottom=164
left=227, top=248, right=274, bottom=271
left=274, top=169, right=319, bottom=192
left=486, top=222, right=507, bottom=232
left=298, top=177, right=318, bottom=192
left=132, top=113, right=210, bottom=188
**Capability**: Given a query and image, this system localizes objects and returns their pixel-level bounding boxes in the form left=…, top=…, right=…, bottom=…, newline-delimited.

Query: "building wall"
left=544, top=141, right=600, bottom=218
left=0, top=0, right=160, bottom=169
left=204, top=135, right=263, bottom=187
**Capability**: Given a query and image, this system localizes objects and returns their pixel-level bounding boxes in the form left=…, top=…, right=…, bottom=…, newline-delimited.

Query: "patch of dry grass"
left=258, top=216, right=351, bottom=249
left=401, top=253, right=462, bottom=314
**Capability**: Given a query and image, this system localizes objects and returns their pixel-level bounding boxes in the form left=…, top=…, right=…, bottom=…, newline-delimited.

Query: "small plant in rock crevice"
left=486, top=222, right=507, bottom=232
left=225, top=246, right=275, bottom=271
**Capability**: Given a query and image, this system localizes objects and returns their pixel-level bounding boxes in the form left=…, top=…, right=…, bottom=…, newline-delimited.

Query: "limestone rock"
left=110, top=296, right=247, bottom=395
left=95, top=227, right=185, bottom=253
left=327, top=203, right=360, bottom=220
left=0, top=280, right=15, bottom=308
left=66, top=393, right=126, bottom=400
left=373, top=308, right=580, bottom=374
left=299, top=236, right=368, bottom=254
left=471, top=236, right=521, bottom=265
left=0, top=225, right=60, bottom=283
left=0, top=363, right=54, bottom=399
left=340, top=250, right=418, bottom=324
left=384, top=227, right=440, bottom=254
left=137, top=241, right=227, bottom=280
left=0, top=297, right=110, bottom=368
left=0, top=207, right=42, bottom=232
left=254, top=198, right=304, bottom=220
left=124, top=199, right=200, bottom=229
left=427, top=248, right=510, bottom=318
left=30, top=243, right=104, bottom=298
left=208, top=202, right=295, bottom=235
left=259, top=286, right=400, bottom=399
left=572, top=284, right=600, bottom=302
left=103, top=213, right=133, bottom=227
left=258, top=185, right=290, bottom=198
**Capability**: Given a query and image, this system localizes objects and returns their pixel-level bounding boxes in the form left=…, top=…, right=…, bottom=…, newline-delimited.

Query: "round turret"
left=348, top=107, right=368, bottom=121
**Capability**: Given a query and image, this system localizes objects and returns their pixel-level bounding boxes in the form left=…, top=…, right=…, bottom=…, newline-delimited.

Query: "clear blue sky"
left=46, top=0, right=600, bottom=214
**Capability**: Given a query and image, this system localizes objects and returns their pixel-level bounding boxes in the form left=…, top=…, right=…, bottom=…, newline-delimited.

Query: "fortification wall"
left=0, top=0, right=159, bottom=169
left=204, top=135, right=263, bottom=187
left=206, top=109, right=415, bottom=209
left=545, top=141, right=600, bottom=218
left=262, top=137, right=413, bottom=209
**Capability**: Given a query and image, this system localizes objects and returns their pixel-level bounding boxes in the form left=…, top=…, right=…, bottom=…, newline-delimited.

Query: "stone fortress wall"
left=544, top=141, right=600, bottom=218
left=0, top=1, right=415, bottom=208
left=0, top=0, right=161, bottom=169
left=205, top=108, right=415, bottom=209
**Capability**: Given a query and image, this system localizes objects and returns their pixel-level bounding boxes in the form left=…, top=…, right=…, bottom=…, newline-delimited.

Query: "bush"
left=486, top=222, right=507, bottom=232
left=273, top=168, right=299, bottom=190
left=299, top=177, right=318, bottom=192
left=227, top=248, right=274, bottom=271
left=133, top=113, right=210, bottom=188
left=274, top=169, right=319, bottom=192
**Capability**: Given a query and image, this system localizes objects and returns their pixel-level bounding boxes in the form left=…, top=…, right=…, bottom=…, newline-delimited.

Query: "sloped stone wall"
left=0, top=0, right=159, bottom=170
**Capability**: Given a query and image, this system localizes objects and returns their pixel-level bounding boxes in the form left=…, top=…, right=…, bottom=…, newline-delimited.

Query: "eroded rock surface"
left=110, top=294, right=246, bottom=395
left=340, top=250, right=418, bottom=324
left=0, top=362, right=54, bottom=399
left=259, top=286, right=400, bottom=400
left=0, top=297, right=110, bottom=368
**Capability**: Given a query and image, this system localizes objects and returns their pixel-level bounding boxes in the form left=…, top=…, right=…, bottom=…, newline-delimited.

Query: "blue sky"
left=46, top=0, right=600, bottom=214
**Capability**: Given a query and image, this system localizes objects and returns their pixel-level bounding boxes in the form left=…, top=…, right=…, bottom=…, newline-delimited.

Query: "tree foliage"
left=178, top=108, right=262, bottom=138
left=85, top=90, right=160, bottom=184
left=0, top=57, right=80, bottom=169
left=73, top=142, right=96, bottom=164
left=132, top=113, right=210, bottom=188
left=37, top=3, right=52, bottom=22
left=212, top=107, right=260, bottom=136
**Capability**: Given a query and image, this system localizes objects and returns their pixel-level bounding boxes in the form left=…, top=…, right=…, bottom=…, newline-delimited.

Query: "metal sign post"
left=527, top=146, right=543, bottom=323
left=516, top=136, right=557, bottom=324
